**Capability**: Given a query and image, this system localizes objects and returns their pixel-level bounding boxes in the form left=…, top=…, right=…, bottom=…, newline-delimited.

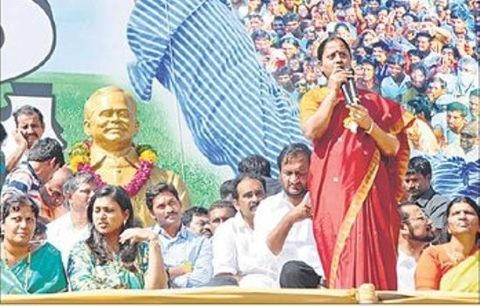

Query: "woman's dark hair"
left=86, top=185, right=139, bottom=272
left=438, top=196, right=480, bottom=244
left=317, top=36, right=351, bottom=62
left=1, top=194, right=39, bottom=222
left=1, top=194, right=39, bottom=240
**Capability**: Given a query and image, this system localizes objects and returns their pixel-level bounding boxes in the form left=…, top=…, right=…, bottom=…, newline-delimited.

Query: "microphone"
left=341, top=68, right=359, bottom=106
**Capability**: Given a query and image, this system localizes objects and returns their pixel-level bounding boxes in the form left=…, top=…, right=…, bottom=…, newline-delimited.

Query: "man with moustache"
left=208, top=200, right=237, bottom=235
left=81, top=86, right=189, bottom=226
left=404, top=157, right=449, bottom=232
left=182, top=206, right=212, bottom=238
left=397, top=201, right=435, bottom=291
left=254, top=143, right=324, bottom=288
left=147, top=183, right=213, bottom=288
left=5, top=105, right=45, bottom=172
left=212, top=173, right=275, bottom=287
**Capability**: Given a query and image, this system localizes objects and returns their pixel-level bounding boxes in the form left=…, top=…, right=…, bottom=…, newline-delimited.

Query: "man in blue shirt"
left=146, top=183, right=213, bottom=288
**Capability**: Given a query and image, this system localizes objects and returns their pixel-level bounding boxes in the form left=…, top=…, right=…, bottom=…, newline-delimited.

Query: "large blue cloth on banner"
left=126, top=0, right=307, bottom=176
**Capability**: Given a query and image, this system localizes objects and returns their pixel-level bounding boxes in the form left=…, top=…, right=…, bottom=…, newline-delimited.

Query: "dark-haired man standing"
left=404, top=156, right=450, bottom=231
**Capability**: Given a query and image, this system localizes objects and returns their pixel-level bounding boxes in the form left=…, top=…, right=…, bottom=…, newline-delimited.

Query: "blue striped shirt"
left=127, top=0, right=307, bottom=176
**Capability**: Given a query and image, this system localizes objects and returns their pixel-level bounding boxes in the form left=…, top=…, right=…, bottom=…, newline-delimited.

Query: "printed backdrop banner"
left=0, top=0, right=256, bottom=206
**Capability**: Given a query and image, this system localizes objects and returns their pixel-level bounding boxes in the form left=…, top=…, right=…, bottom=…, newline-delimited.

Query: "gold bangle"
left=366, top=122, right=375, bottom=134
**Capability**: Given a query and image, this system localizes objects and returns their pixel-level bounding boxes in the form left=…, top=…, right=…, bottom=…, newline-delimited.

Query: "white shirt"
left=254, top=192, right=324, bottom=280
left=212, top=213, right=270, bottom=278
left=47, top=212, right=90, bottom=268
left=396, top=250, right=417, bottom=292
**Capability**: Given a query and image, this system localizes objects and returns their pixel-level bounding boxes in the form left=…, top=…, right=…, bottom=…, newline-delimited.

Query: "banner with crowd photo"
left=1, top=0, right=304, bottom=206
left=1, top=0, right=478, bottom=207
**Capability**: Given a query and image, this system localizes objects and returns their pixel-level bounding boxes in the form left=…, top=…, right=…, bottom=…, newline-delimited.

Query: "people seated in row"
left=146, top=183, right=213, bottom=288
left=67, top=185, right=167, bottom=290
left=0, top=193, right=67, bottom=294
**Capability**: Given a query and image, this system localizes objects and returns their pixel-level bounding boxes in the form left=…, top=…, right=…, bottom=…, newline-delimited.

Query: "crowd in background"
left=238, top=0, right=479, bottom=159
left=0, top=0, right=479, bottom=297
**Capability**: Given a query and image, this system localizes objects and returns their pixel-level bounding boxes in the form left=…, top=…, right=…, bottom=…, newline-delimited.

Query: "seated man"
left=182, top=206, right=212, bottom=238
left=1, top=138, right=64, bottom=207
left=212, top=173, right=275, bottom=287
left=47, top=172, right=97, bottom=267
left=208, top=200, right=236, bottom=236
left=397, top=201, right=435, bottom=291
left=38, top=166, right=72, bottom=223
left=147, top=183, right=213, bottom=288
left=254, top=143, right=324, bottom=288
left=5, top=105, right=45, bottom=172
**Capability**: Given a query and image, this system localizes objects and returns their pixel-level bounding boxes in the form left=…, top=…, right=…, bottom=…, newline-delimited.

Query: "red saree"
left=300, top=88, right=413, bottom=290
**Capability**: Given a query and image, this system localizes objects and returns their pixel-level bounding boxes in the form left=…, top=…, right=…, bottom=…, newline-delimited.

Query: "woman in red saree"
left=300, top=37, right=413, bottom=290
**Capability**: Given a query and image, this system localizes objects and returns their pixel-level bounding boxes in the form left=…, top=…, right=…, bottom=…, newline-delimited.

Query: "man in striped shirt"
left=1, top=138, right=65, bottom=208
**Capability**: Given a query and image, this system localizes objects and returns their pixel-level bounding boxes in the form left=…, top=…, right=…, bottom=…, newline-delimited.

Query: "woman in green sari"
left=415, top=196, right=479, bottom=292
left=67, top=185, right=167, bottom=290
left=0, top=194, right=67, bottom=294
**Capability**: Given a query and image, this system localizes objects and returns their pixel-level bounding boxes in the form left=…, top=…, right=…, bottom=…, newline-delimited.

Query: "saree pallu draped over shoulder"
left=300, top=88, right=413, bottom=290
left=440, top=249, right=480, bottom=293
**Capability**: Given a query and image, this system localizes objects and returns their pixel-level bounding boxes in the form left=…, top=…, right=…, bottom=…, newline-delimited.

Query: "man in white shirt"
left=397, top=201, right=435, bottom=291
left=47, top=172, right=96, bottom=268
left=254, top=143, right=324, bottom=288
left=211, top=173, right=275, bottom=287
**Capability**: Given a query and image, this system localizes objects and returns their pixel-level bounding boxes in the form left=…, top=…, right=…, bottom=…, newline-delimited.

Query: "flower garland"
left=69, top=141, right=158, bottom=197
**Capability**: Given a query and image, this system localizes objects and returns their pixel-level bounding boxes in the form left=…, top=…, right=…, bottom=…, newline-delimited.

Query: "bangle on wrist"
left=365, top=121, right=375, bottom=134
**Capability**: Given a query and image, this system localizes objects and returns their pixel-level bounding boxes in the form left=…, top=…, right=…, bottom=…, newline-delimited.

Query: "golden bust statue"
left=82, top=86, right=190, bottom=226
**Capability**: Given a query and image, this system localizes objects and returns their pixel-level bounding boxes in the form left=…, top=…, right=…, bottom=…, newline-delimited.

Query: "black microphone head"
left=346, top=67, right=355, bottom=78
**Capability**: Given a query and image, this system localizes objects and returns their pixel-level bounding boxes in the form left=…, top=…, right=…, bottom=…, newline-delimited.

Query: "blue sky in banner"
left=42, top=0, right=135, bottom=76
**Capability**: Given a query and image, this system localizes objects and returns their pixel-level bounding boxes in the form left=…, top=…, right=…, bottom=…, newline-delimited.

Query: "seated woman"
left=415, top=196, right=479, bottom=292
left=0, top=194, right=67, bottom=294
left=67, top=185, right=167, bottom=290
